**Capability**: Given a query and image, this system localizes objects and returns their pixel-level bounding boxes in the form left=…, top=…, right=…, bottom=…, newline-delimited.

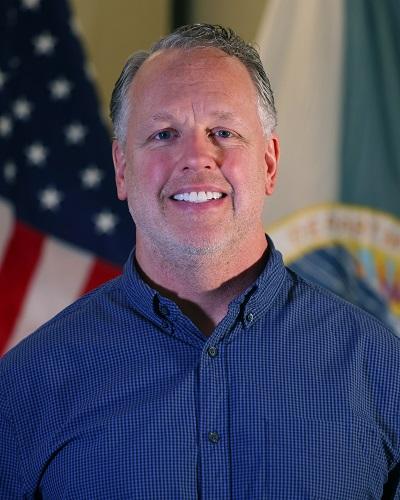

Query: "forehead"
left=130, top=47, right=258, bottom=105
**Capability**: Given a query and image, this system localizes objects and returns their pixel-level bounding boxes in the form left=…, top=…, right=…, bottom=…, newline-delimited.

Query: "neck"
left=135, top=233, right=268, bottom=336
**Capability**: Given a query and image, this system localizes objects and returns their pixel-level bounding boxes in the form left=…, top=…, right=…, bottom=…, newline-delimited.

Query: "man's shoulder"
left=1, top=274, right=126, bottom=370
left=0, top=273, right=138, bottom=459
left=289, top=271, right=400, bottom=340
left=284, top=266, right=400, bottom=346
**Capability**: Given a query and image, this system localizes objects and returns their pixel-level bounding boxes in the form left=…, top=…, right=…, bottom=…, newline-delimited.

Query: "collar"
left=120, top=235, right=287, bottom=341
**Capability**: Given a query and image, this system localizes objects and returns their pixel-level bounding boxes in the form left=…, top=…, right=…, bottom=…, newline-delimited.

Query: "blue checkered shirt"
left=1, top=239, right=400, bottom=499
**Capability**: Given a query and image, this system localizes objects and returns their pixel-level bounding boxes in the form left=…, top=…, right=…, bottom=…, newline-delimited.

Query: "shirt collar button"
left=159, top=305, right=169, bottom=316
left=246, top=312, right=254, bottom=323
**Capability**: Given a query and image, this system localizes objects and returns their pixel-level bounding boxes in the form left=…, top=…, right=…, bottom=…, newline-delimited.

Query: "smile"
left=171, top=191, right=225, bottom=203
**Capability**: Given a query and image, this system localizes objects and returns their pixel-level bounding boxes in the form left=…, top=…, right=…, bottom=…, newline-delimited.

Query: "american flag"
left=0, top=0, right=134, bottom=354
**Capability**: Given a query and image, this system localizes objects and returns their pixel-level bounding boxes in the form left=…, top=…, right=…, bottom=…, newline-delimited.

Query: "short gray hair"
left=110, top=24, right=277, bottom=143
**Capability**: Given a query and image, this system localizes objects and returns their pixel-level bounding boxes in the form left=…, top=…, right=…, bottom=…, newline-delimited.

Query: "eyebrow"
left=150, top=110, right=238, bottom=122
left=151, top=112, right=176, bottom=122
left=210, top=111, right=236, bottom=121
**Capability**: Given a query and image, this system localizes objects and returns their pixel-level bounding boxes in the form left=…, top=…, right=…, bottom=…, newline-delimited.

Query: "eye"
left=213, top=129, right=234, bottom=139
left=153, top=129, right=176, bottom=141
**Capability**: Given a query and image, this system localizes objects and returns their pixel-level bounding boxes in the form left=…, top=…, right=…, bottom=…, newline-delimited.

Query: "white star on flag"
left=25, top=142, right=48, bottom=166
left=21, top=0, right=41, bottom=9
left=48, top=78, right=72, bottom=100
left=65, top=122, right=87, bottom=144
left=13, top=98, right=33, bottom=120
left=38, top=186, right=63, bottom=210
left=3, top=162, right=17, bottom=183
left=0, top=70, right=7, bottom=89
left=0, top=115, right=13, bottom=137
left=84, top=62, right=97, bottom=82
left=94, top=210, right=118, bottom=234
left=33, top=32, right=57, bottom=55
left=80, top=166, right=104, bottom=189
left=69, top=16, right=82, bottom=37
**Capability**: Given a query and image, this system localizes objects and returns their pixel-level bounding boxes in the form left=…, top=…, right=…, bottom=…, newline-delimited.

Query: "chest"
left=31, top=340, right=392, bottom=499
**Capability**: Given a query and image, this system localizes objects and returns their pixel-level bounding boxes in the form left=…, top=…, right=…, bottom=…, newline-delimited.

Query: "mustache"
left=161, top=173, right=232, bottom=196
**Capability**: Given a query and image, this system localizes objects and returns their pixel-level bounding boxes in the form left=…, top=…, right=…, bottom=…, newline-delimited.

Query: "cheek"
left=225, top=150, right=267, bottom=195
left=127, top=152, right=171, bottom=195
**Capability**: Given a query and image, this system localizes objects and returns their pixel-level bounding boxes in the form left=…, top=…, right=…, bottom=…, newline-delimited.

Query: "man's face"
left=113, top=48, right=279, bottom=257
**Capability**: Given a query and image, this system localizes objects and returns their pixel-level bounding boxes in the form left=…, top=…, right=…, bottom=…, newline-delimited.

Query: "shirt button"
left=246, top=312, right=254, bottom=323
left=207, top=346, right=218, bottom=358
left=159, top=305, right=169, bottom=316
left=208, top=431, right=220, bottom=444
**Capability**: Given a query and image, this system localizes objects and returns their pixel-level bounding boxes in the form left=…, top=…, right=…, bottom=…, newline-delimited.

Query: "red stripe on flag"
left=79, top=259, right=121, bottom=296
left=0, top=222, right=44, bottom=354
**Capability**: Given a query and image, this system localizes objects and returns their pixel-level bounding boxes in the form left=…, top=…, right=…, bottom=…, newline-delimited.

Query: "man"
left=1, top=24, right=400, bottom=499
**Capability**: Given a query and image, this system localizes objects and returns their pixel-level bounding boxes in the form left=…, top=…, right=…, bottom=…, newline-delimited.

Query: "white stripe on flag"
left=257, top=0, right=345, bottom=226
left=5, top=237, right=93, bottom=351
left=0, top=198, right=14, bottom=262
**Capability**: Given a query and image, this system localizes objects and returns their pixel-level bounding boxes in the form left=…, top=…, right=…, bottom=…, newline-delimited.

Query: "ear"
left=264, top=134, right=280, bottom=196
left=112, top=139, right=128, bottom=200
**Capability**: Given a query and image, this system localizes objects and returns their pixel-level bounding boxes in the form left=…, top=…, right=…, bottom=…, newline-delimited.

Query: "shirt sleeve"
left=0, top=382, right=24, bottom=498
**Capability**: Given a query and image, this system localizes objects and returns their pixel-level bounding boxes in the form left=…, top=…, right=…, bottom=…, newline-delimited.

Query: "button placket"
left=199, top=342, right=230, bottom=497
left=157, top=301, right=174, bottom=333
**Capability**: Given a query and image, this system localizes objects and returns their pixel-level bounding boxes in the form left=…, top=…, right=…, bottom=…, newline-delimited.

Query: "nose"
left=179, top=131, right=221, bottom=172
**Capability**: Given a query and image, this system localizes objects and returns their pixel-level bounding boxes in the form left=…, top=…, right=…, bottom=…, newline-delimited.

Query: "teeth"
left=172, top=191, right=223, bottom=203
left=197, top=191, right=207, bottom=202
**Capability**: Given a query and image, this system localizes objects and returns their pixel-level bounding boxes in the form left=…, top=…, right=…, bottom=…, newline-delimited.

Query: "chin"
left=137, top=220, right=238, bottom=257
left=163, top=232, right=230, bottom=257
